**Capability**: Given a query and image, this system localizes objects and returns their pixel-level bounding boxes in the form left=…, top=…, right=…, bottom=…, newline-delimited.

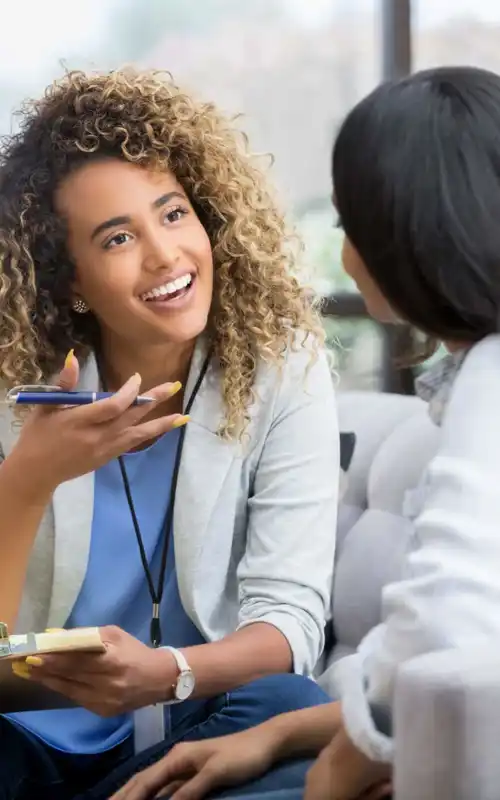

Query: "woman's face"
left=341, top=235, right=398, bottom=324
left=56, top=158, right=214, bottom=348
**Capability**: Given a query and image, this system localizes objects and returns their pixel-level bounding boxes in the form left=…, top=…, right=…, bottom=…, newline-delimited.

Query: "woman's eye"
left=164, top=206, right=188, bottom=224
left=104, top=232, right=132, bottom=249
left=102, top=207, right=188, bottom=249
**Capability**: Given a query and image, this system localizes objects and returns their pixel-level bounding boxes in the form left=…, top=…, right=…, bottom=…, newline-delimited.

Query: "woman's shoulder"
left=253, top=333, right=335, bottom=405
left=441, top=334, right=500, bottom=450
left=239, top=333, right=337, bottom=450
left=450, top=335, right=500, bottom=402
left=465, top=333, right=500, bottom=364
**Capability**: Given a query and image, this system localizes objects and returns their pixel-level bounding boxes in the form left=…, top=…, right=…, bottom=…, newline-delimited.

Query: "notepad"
left=0, top=626, right=105, bottom=712
left=0, top=626, right=104, bottom=661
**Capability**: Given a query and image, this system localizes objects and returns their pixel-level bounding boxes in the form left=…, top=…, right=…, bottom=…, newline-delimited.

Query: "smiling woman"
left=0, top=69, right=339, bottom=798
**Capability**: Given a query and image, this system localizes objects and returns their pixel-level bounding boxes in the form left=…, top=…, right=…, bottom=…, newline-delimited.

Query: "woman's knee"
left=173, top=675, right=333, bottom=744
left=213, top=758, right=313, bottom=798
left=231, top=673, right=331, bottom=717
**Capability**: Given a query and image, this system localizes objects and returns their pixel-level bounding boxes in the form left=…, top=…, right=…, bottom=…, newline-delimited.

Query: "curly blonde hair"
left=0, top=68, right=323, bottom=437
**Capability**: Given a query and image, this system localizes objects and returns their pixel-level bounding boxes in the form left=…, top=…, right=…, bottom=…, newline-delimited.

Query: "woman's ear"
left=70, top=276, right=90, bottom=314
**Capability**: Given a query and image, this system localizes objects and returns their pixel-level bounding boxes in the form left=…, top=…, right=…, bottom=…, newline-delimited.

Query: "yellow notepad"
left=0, top=625, right=106, bottom=712
left=0, top=625, right=105, bottom=661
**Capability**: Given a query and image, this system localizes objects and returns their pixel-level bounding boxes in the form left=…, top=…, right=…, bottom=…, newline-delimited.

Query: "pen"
left=10, top=391, right=154, bottom=406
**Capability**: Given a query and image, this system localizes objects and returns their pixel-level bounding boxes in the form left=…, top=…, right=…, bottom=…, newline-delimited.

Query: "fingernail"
left=172, top=414, right=190, bottom=429
left=25, top=656, right=44, bottom=667
left=45, top=628, right=64, bottom=633
left=169, top=381, right=182, bottom=396
left=64, top=349, right=75, bottom=369
left=12, top=662, right=31, bottom=680
left=133, top=372, right=142, bottom=385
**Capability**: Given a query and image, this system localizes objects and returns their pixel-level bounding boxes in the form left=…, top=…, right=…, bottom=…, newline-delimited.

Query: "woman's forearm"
left=179, top=622, right=293, bottom=699
left=0, top=454, right=53, bottom=630
left=177, top=623, right=339, bottom=757
left=266, top=700, right=341, bottom=760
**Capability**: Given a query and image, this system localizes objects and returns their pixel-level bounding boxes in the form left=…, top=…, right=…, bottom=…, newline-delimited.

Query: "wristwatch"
left=162, top=646, right=196, bottom=704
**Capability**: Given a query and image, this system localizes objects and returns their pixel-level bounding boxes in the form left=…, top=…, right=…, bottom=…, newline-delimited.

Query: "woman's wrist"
left=146, top=647, right=179, bottom=704
left=1, top=449, right=56, bottom=506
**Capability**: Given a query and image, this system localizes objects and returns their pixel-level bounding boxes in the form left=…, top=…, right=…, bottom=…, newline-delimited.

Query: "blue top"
left=7, top=430, right=206, bottom=753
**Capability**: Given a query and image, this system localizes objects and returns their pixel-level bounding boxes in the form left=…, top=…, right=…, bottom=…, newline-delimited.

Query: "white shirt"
left=334, top=335, right=500, bottom=761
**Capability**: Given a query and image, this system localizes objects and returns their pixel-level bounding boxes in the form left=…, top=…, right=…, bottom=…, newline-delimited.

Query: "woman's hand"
left=9, top=351, right=186, bottom=495
left=20, top=625, right=177, bottom=716
left=304, top=723, right=391, bottom=800
left=110, top=728, right=280, bottom=800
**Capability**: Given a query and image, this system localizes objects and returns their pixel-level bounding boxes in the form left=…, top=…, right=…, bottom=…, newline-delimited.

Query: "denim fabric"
left=0, top=674, right=330, bottom=800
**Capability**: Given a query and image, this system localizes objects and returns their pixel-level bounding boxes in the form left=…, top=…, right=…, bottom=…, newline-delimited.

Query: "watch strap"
left=161, top=646, right=193, bottom=704
left=162, top=645, right=190, bottom=674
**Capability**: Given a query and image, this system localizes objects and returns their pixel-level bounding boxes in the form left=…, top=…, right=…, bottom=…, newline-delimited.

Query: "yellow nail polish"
left=169, top=381, right=182, bottom=396
left=25, top=656, right=43, bottom=667
left=64, top=349, right=75, bottom=368
left=12, top=662, right=31, bottom=680
left=45, top=628, right=64, bottom=633
left=172, top=414, right=190, bottom=429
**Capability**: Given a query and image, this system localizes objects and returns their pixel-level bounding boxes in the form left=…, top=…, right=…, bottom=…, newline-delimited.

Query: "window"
left=0, top=0, right=385, bottom=390
left=414, top=0, right=500, bottom=72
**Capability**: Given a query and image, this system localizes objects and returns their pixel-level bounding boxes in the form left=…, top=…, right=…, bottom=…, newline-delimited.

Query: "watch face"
left=176, top=671, right=195, bottom=701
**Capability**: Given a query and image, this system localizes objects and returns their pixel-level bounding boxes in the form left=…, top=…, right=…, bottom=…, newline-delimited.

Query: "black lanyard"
left=97, top=350, right=212, bottom=647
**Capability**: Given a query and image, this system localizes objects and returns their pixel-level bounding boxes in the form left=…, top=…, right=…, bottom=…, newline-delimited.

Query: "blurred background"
left=2, top=0, right=498, bottom=392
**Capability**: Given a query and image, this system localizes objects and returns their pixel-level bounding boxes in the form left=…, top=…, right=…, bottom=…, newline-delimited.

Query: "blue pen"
left=8, top=390, right=154, bottom=407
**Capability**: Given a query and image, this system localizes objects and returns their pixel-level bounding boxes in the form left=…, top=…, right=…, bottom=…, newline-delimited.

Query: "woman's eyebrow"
left=90, top=191, right=187, bottom=240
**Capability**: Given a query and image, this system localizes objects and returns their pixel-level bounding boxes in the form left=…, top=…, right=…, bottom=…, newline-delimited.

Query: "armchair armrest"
left=394, top=646, right=500, bottom=800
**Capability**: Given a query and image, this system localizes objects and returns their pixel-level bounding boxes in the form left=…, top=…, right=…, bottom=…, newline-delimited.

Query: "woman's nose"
left=142, top=233, right=180, bottom=272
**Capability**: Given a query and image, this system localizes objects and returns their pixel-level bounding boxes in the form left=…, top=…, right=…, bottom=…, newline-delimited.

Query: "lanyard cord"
left=97, top=350, right=212, bottom=647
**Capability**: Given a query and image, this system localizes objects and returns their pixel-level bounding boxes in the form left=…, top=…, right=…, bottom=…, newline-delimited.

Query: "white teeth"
left=141, top=273, right=192, bottom=301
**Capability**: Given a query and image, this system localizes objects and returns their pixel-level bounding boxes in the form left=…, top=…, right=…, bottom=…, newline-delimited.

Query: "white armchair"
left=318, top=390, right=438, bottom=684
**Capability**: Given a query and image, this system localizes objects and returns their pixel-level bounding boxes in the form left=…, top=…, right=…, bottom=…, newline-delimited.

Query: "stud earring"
left=72, top=298, right=89, bottom=314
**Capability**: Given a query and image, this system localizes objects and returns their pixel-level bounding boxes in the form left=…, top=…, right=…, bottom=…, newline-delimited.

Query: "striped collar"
left=415, top=350, right=467, bottom=426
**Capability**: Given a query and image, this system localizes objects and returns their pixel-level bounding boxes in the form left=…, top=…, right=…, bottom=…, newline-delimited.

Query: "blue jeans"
left=213, top=759, right=310, bottom=798
left=219, top=793, right=303, bottom=800
left=0, top=674, right=329, bottom=799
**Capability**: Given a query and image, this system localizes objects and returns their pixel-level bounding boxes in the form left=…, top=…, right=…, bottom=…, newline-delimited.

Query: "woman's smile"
left=139, top=270, right=197, bottom=311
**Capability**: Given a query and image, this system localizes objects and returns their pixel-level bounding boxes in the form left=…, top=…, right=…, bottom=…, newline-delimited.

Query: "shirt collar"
left=414, top=350, right=467, bottom=426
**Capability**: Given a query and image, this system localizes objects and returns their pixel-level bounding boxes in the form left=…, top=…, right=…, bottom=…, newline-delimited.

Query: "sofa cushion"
left=332, top=510, right=415, bottom=657
left=317, top=392, right=441, bottom=693
left=368, top=409, right=438, bottom=515
left=337, top=391, right=427, bottom=510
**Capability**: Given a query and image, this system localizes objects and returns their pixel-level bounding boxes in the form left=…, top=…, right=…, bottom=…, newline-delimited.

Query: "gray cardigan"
left=1, top=338, right=339, bottom=674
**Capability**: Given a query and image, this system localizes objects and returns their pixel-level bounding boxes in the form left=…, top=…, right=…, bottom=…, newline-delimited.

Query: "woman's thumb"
left=58, top=349, right=80, bottom=391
